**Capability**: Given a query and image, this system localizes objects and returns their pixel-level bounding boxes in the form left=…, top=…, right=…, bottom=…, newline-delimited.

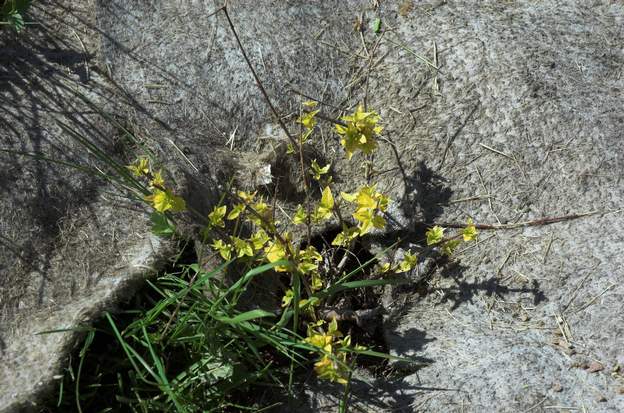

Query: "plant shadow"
left=290, top=368, right=462, bottom=413
left=400, top=160, right=454, bottom=226
left=0, top=1, right=194, bottom=346
left=435, top=260, right=547, bottom=311
left=367, top=141, right=549, bottom=393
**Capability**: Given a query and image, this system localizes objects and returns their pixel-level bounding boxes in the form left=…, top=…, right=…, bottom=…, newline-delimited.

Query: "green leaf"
left=150, top=212, right=175, bottom=236
left=7, top=12, right=24, bottom=32
left=372, top=18, right=382, bottom=34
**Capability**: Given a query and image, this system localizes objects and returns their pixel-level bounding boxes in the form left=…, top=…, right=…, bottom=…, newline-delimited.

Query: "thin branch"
left=222, top=5, right=309, bottom=192
left=430, top=209, right=621, bottom=230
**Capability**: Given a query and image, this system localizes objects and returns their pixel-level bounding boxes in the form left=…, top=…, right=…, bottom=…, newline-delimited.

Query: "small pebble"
left=586, top=361, right=604, bottom=373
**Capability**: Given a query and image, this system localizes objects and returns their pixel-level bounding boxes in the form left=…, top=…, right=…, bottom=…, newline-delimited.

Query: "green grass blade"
left=309, top=278, right=405, bottom=306
left=211, top=260, right=287, bottom=310
left=141, top=326, right=185, bottom=413
left=105, top=313, right=150, bottom=384
left=74, top=330, right=95, bottom=413
left=216, top=309, right=274, bottom=325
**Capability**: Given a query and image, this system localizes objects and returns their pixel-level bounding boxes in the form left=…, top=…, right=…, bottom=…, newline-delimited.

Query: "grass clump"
left=56, top=260, right=306, bottom=412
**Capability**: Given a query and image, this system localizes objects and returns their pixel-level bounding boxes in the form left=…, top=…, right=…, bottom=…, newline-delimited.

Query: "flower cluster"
left=335, top=105, right=383, bottom=159
left=425, top=218, right=478, bottom=255
left=127, top=102, right=480, bottom=387
left=127, top=157, right=186, bottom=213
left=304, top=319, right=352, bottom=384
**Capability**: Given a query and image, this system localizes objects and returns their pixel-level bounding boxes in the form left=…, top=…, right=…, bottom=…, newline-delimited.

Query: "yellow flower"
left=442, top=239, right=461, bottom=256
left=264, top=236, right=292, bottom=272
left=250, top=229, right=269, bottom=251
left=265, top=241, right=286, bottom=263
left=300, top=246, right=322, bottom=263
left=252, top=200, right=270, bottom=214
left=297, top=246, right=322, bottom=275
left=378, top=262, right=392, bottom=273
left=232, top=236, right=254, bottom=258
left=298, top=109, right=319, bottom=130
left=310, top=271, right=323, bottom=291
left=353, top=208, right=386, bottom=234
left=305, top=318, right=350, bottom=384
left=398, top=250, right=418, bottom=273
left=298, top=261, right=317, bottom=274
left=355, top=185, right=389, bottom=212
left=310, top=159, right=330, bottom=181
left=145, top=189, right=186, bottom=213
left=127, top=157, right=150, bottom=177
left=237, top=190, right=256, bottom=204
left=248, top=200, right=272, bottom=226
left=334, top=105, right=382, bottom=159
left=426, top=226, right=445, bottom=245
left=150, top=170, right=165, bottom=189
left=462, top=218, right=478, bottom=242
left=344, top=186, right=389, bottom=234
left=313, top=356, right=336, bottom=382
left=353, top=208, right=374, bottom=234
left=305, top=318, right=343, bottom=349
left=306, top=332, right=333, bottom=350
left=227, top=203, right=245, bottom=220
left=335, top=123, right=363, bottom=160
left=208, top=205, right=227, bottom=228
left=312, top=353, right=348, bottom=385
left=293, top=204, right=307, bottom=225
left=355, top=187, right=377, bottom=210
left=281, top=289, right=294, bottom=308
left=331, top=226, right=360, bottom=247
left=210, top=239, right=233, bottom=261
left=341, top=186, right=391, bottom=233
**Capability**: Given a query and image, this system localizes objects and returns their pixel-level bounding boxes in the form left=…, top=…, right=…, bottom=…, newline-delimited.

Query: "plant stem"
left=431, top=209, right=620, bottom=230
left=221, top=5, right=310, bottom=192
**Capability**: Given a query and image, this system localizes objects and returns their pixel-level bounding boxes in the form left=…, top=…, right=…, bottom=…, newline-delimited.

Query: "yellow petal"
left=208, top=205, right=227, bottom=227
left=340, top=191, right=357, bottom=202
left=146, top=189, right=186, bottom=213
left=320, top=186, right=334, bottom=210
left=293, top=204, right=307, bottom=225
